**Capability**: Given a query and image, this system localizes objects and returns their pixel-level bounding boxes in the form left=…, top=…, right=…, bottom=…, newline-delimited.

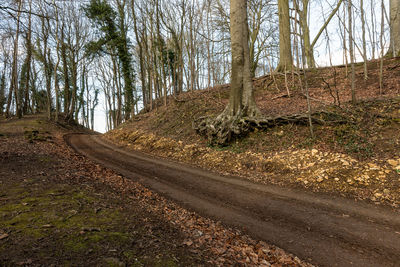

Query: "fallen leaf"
left=183, top=240, right=193, bottom=246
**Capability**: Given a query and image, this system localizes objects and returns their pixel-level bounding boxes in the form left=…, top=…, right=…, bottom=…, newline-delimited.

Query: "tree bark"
left=387, top=0, right=400, bottom=57
left=53, top=0, right=60, bottom=121
left=348, top=0, right=356, bottom=104
left=131, top=0, right=147, bottom=109
left=193, top=0, right=260, bottom=145
left=61, top=26, right=70, bottom=115
left=0, top=71, right=5, bottom=116
left=299, top=0, right=315, bottom=68
left=276, top=0, right=293, bottom=72
left=23, top=0, right=32, bottom=115
left=12, top=0, right=22, bottom=118
left=360, top=0, right=368, bottom=80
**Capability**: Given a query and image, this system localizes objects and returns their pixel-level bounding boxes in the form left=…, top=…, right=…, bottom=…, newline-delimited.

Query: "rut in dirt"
left=66, top=133, right=400, bottom=267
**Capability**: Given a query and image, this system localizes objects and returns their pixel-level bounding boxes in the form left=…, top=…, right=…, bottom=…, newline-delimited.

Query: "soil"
left=67, top=133, right=400, bottom=267
left=0, top=115, right=309, bottom=266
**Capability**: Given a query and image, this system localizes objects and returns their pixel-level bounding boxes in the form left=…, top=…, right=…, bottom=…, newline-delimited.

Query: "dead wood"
left=272, top=93, right=290, bottom=100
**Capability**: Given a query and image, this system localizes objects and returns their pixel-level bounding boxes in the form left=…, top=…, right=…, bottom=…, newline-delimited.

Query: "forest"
left=0, top=0, right=398, bottom=133
left=1, top=1, right=400, bottom=265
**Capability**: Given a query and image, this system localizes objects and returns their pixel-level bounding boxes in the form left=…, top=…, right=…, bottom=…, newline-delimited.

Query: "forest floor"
left=0, top=116, right=308, bottom=266
left=106, top=57, right=400, bottom=208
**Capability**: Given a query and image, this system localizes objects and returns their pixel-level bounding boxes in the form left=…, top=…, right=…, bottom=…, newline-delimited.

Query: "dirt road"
left=66, top=134, right=400, bottom=267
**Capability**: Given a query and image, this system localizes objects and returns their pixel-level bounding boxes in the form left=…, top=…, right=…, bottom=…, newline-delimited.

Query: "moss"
left=38, top=156, right=54, bottom=163
left=21, top=196, right=47, bottom=203
left=63, top=231, right=132, bottom=255
left=123, top=251, right=137, bottom=260
left=71, top=191, right=97, bottom=203
left=3, top=186, right=29, bottom=196
left=0, top=210, right=46, bottom=238
left=64, top=239, right=88, bottom=253
left=0, top=203, right=31, bottom=213
left=0, top=184, right=128, bottom=241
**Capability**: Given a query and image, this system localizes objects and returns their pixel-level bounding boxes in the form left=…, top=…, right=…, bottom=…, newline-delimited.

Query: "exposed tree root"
left=193, top=110, right=351, bottom=146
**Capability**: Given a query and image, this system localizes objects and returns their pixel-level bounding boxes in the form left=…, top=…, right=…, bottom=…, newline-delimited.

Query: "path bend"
left=66, top=134, right=400, bottom=267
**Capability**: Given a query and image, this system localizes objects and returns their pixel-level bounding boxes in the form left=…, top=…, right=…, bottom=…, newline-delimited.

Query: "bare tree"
left=194, top=0, right=261, bottom=145
left=6, top=0, right=22, bottom=118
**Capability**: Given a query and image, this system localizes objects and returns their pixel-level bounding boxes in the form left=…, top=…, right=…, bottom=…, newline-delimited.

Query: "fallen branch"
left=272, top=93, right=290, bottom=100
left=300, top=93, right=332, bottom=105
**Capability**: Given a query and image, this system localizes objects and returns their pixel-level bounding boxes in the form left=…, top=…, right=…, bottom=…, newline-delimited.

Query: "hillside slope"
left=105, top=58, right=400, bottom=207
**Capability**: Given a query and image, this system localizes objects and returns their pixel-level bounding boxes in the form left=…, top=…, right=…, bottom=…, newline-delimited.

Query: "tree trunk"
left=13, top=0, right=23, bottom=118
left=300, top=0, right=315, bottom=68
left=379, top=0, right=385, bottom=92
left=276, top=0, right=293, bottom=72
left=45, top=48, right=52, bottom=120
left=370, top=0, right=376, bottom=59
left=67, top=53, right=78, bottom=122
left=387, top=0, right=400, bottom=57
left=194, top=0, right=260, bottom=145
left=360, top=0, right=368, bottom=80
left=131, top=0, right=147, bottom=109
left=53, top=2, right=61, bottom=121
left=23, top=0, right=32, bottom=115
left=116, top=1, right=134, bottom=120
left=60, top=23, right=71, bottom=115
left=225, top=0, right=245, bottom=116
left=0, top=72, right=5, bottom=116
left=348, top=0, right=356, bottom=104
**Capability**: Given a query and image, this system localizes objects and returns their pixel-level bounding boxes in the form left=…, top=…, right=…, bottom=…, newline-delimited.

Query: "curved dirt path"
left=66, top=134, right=400, bottom=267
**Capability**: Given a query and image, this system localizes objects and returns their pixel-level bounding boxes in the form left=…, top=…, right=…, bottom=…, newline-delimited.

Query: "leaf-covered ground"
left=106, top=58, right=400, bottom=208
left=0, top=116, right=311, bottom=266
